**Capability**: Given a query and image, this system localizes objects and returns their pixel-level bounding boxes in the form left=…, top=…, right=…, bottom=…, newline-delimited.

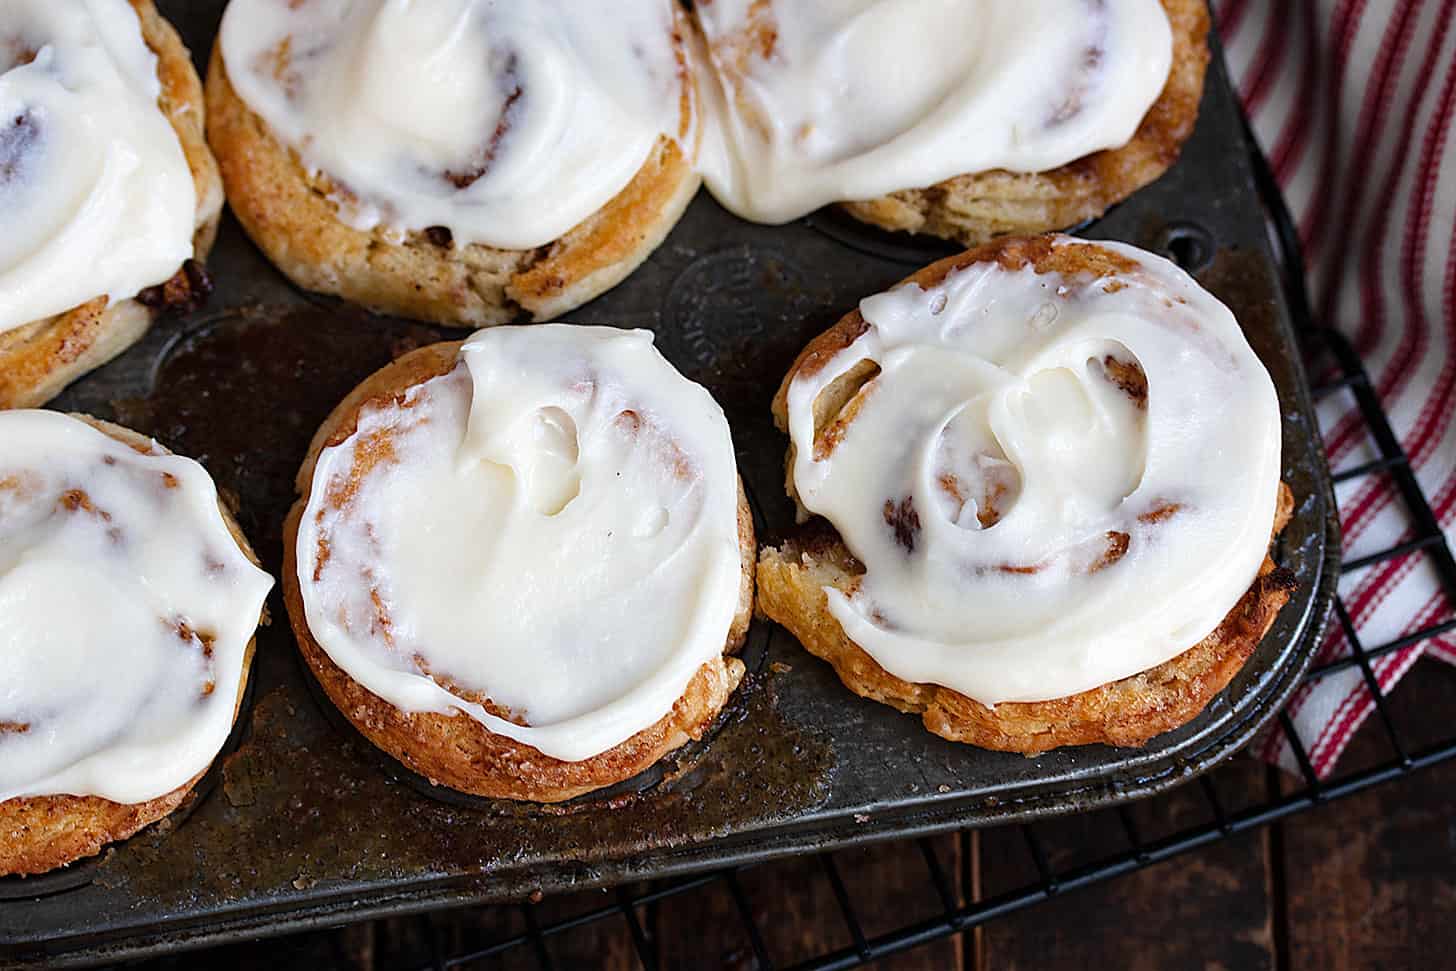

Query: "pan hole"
left=1154, top=222, right=1214, bottom=274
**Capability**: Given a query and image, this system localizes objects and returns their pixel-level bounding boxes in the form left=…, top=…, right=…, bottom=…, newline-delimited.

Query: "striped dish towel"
left=1216, top=0, right=1456, bottom=777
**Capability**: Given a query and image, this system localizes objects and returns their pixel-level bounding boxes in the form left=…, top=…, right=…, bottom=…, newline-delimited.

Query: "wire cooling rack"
left=147, top=111, right=1456, bottom=971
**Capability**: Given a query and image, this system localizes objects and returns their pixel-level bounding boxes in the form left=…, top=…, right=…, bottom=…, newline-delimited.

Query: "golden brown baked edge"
left=0, top=416, right=262, bottom=877
left=204, top=42, right=702, bottom=327
left=282, top=343, right=756, bottom=802
left=0, top=0, right=224, bottom=410
left=840, top=0, right=1211, bottom=245
left=757, top=501, right=1294, bottom=756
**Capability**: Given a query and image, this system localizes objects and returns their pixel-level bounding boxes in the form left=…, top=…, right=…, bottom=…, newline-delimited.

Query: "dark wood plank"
left=370, top=884, right=648, bottom=970
left=975, top=764, right=1278, bottom=971
left=529, top=885, right=646, bottom=971
left=652, top=869, right=767, bottom=969
left=606, top=835, right=966, bottom=970
left=140, top=922, right=377, bottom=971
left=416, top=902, right=533, bottom=971
left=735, top=854, right=856, bottom=967
left=1278, top=659, right=1456, bottom=971
left=829, top=834, right=965, bottom=971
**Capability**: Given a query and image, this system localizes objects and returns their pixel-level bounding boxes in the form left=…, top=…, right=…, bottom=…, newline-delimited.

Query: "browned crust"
left=0, top=417, right=263, bottom=877
left=840, top=0, right=1211, bottom=245
left=282, top=342, right=755, bottom=802
left=204, top=23, right=702, bottom=328
left=129, top=0, right=225, bottom=258
left=760, top=235, right=1297, bottom=754
left=757, top=502, right=1294, bottom=755
left=0, top=0, right=224, bottom=410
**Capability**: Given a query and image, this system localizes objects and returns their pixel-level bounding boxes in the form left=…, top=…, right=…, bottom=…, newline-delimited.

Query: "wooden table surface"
left=136, top=658, right=1456, bottom=971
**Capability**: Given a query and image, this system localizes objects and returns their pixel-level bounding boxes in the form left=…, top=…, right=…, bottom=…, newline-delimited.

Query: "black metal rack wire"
left=161, top=111, right=1456, bottom=971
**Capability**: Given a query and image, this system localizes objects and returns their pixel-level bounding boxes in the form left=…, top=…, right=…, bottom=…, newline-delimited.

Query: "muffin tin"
left=0, top=5, right=1338, bottom=966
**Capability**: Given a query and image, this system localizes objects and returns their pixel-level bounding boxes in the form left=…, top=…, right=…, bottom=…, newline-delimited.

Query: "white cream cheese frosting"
left=218, top=0, right=693, bottom=251
left=784, top=238, right=1282, bottom=705
left=296, top=325, right=744, bottom=763
left=0, top=412, right=273, bottom=805
left=0, top=0, right=195, bottom=335
left=695, top=0, right=1174, bottom=224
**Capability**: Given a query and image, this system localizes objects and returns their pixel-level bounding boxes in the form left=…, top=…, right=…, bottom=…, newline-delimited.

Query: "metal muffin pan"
left=0, top=5, right=1337, bottom=966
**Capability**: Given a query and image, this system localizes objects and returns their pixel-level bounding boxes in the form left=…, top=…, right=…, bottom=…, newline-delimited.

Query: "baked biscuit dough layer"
left=205, top=48, right=702, bottom=328
left=0, top=417, right=261, bottom=877
left=0, top=0, right=224, bottom=410
left=283, top=343, right=756, bottom=803
left=840, top=0, right=1210, bottom=246
left=757, top=236, right=1296, bottom=755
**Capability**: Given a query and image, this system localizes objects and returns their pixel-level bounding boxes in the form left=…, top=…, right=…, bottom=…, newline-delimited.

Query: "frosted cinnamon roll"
left=694, top=0, right=1209, bottom=244
left=208, top=0, right=701, bottom=326
left=0, top=0, right=223, bottom=409
left=758, top=236, right=1295, bottom=754
left=283, top=326, right=754, bottom=801
left=0, top=412, right=272, bottom=877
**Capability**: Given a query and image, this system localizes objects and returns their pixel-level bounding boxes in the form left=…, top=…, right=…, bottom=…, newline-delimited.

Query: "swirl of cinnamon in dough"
left=694, top=0, right=1174, bottom=223
left=0, top=412, right=272, bottom=804
left=0, top=0, right=196, bottom=333
left=219, top=0, right=694, bottom=251
left=781, top=237, right=1282, bottom=705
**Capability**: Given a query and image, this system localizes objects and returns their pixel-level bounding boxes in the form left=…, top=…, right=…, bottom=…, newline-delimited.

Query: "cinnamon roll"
left=694, top=0, right=1209, bottom=244
left=0, top=412, right=272, bottom=876
left=757, top=236, right=1295, bottom=754
left=283, top=326, right=754, bottom=801
left=207, top=0, right=701, bottom=327
left=0, top=0, right=223, bottom=410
